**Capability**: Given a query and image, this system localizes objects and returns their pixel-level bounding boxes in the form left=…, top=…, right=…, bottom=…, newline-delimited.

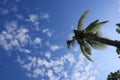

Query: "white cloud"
left=22, top=63, right=32, bottom=71
left=26, top=14, right=38, bottom=23
left=47, top=69, right=53, bottom=77
left=45, top=51, right=51, bottom=59
left=46, top=69, right=60, bottom=80
left=19, top=48, right=31, bottom=54
left=10, top=39, right=20, bottom=47
left=89, top=76, right=95, bottom=80
left=0, top=21, right=32, bottom=53
left=69, top=54, right=99, bottom=80
left=33, top=68, right=45, bottom=78
left=50, top=45, right=60, bottom=51
left=63, top=53, right=75, bottom=64
left=26, top=14, right=39, bottom=27
left=16, top=27, right=30, bottom=46
left=40, top=13, right=50, bottom=20
left=17, top=53, right=99, bottom=80
left=17, top=56, right=24, bottom=64
left=42, top=28, right=53, bottom=37
left=34, top=37, right=42, bottom=44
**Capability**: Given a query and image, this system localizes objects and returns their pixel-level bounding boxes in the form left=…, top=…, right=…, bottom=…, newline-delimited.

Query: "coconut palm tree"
left=66, top=10, right=120, bottom=61
left=107, top=70, right=120, bottom=80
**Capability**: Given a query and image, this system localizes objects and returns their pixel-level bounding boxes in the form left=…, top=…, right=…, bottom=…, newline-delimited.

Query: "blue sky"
left=0, top=0, right=120, bottom=80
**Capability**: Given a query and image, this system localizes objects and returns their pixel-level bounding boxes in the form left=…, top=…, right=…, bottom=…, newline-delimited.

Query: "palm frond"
left=116, top=48, right=120, bottom=58
left=79, top=41, right=93, bottom=61
left=85, top=20, right=108, bottom=34
left=66, top=39, right=75, bottom=49
left=83, top=41, right=91, bottom=55
left=94, top=31, right=102, bottom=37
left=73, top=30, right=83, bottom=35
left=116, top=28, right=120, bottom=34
left=85, top=19, right=99, bottom=32
left=116, top=23, right=120, bottom=33
left=116, top=23, right=120, bottom=28
left=78, top=10, right=90, bottom=30
left=86, top=39, right=106, bottom=49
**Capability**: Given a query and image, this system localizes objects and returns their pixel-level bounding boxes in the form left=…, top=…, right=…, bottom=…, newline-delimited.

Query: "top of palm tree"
left=67, top=10, right=109, bottom=61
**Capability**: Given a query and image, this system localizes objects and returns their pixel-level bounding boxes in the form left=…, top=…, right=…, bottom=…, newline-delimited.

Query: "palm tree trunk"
left=84, top=34, right=120, bottom=48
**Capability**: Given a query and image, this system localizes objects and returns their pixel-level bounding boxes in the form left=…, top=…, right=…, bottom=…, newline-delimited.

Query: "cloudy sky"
left=0, top=0, right=120, bottom=80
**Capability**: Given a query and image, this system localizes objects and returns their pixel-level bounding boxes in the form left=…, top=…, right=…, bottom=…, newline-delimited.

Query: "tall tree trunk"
left=84, top=34, right=120, bottom=48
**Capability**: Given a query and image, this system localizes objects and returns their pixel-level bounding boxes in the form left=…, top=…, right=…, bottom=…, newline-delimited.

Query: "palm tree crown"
left=107, top=70, right=120, bottom=80
left=67, top=10, right=120, bottom=61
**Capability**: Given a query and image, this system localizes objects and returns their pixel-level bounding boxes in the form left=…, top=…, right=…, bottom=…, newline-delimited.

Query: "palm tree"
left=107, top=70, right=120, bottom=80
left=66, top=10, right=120, bottom=61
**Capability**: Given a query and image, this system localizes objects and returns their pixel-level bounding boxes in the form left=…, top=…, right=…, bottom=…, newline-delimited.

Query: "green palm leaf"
left=78, top=10, right=90, bottom=30
left=116, top=48, right=120, bottom=58
left=116, top=23, right=120, bottom=33
left=94, top=31, right=102, bottom=37
left=79, top=41, right=93, bottom=61
left=85, top=20, right=108, bottom=34
left=116, top=28, right=120, bottom=33
left=86, top=39, right=106, bottom=49
left=83, top=41, right=91, bottom=55
left=116, top=23, right=120, bottom=28
left=73, top=30, right=83, bottom=35
left=85, top=19, right=99, bottom=32
left=66, top=39, right=75, bottom=49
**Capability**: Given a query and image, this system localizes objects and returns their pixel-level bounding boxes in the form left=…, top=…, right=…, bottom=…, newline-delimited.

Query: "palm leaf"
left=78, top=10, right=90, bottom=30
left=73, top=30, right=83, bottom=35
left=86, top=39, right=106, bottom=49
left=79, top=41, right=93, bottom=61
left=116, top=28, right=120, bottom=33
left=116, top=23, right=120, bottom=28
left=94, top=31, right=102, bottom=37
left=85, top=19, right=99, bottom=32
left=116, top=48, right=120, bottom=58
left=66, top=39, right=75, bottom=49
left=83, top=41, right=91, bottom=55
left=85, top=20, right=108, bottom=34
left=116, top=23, right=120, bottom=33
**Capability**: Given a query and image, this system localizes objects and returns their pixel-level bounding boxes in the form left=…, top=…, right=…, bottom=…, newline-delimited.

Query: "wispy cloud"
left=34, top=37, right=42, bottom=44
left=0, top=21, right=31, bottom=53
left=17, top=53, right=99, bottom=80
left=19, top=48, right=31, bottom=54
left=45, top=51, right=51, bottom=59
left=40, top=13, right=50, bottom=20
left=26, top=14, right=38, bottom=23
left=26, top=14, right=39, bottom=27
left=16, top=27, right=30, bottom=46
left=42, top=28, right=53, bottom=37
left=50, top=45, right=60, bottom=51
